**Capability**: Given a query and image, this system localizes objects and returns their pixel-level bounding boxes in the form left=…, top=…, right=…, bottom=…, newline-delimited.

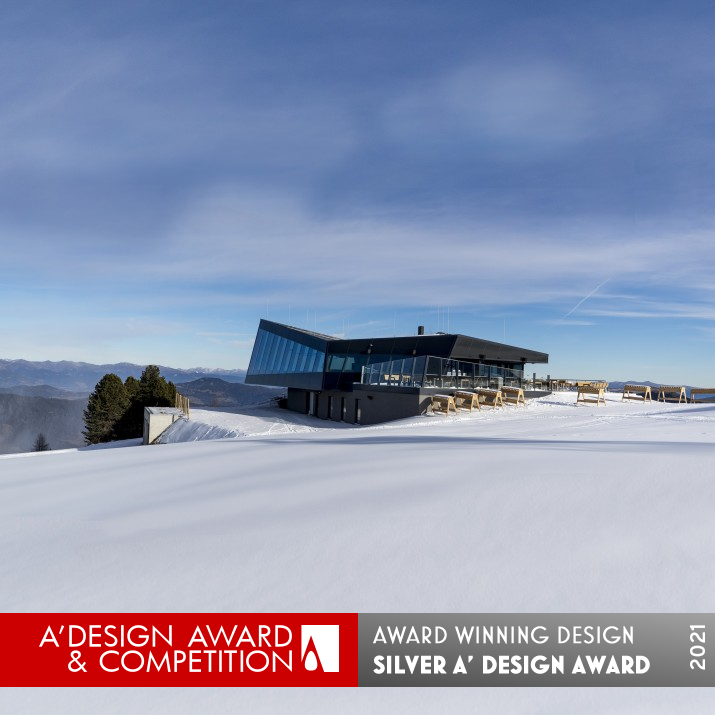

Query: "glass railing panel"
left=359, top=356, right=527, bottom=388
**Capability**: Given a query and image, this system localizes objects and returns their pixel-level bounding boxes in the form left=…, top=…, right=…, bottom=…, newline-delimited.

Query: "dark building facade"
left=246, top=319, right=548, bottom=425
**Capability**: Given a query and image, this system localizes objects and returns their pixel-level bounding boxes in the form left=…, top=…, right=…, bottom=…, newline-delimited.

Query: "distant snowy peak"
left=174, top=367, right=247, bottom=379
left=183, top=367, right=244, bottom=374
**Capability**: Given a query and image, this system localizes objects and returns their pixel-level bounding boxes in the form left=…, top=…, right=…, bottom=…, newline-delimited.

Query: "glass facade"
left=247, top=328, right=325, bottom=376
left=245, top=320, right=544, bottom=395
left=326, top=353, right=371, bottom=373
left=361, top=356, right=524, bottom=390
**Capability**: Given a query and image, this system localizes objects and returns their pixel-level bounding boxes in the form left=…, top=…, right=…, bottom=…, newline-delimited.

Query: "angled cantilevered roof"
left=270, top=322, right=336, bottom=343
left=250, top=320, right=547, bottom=365
left=450, top=334, right=548, bottom=364
left=324, top=331, right=547, bottom=364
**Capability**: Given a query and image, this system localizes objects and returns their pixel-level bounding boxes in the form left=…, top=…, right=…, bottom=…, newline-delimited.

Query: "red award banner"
left=0, top=613, right=359, bottom=687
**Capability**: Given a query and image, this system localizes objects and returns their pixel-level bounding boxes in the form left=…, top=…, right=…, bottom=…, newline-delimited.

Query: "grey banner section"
left=358, top=614, right=714, bottom=687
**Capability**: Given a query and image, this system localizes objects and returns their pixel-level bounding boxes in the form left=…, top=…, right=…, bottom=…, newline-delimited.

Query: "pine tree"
left=33, top=433, right=50, bottom=451
left=115, top=365, right=177, bottom=439
left=138, top=365, right=176, bottom=406
left=83, top=373, right=130, bottom=444
left=124, top=375, right=140, bottom=401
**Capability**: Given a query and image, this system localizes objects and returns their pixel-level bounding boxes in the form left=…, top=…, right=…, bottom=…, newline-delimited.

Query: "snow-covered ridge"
left=155, top=390, right=715, bottom=446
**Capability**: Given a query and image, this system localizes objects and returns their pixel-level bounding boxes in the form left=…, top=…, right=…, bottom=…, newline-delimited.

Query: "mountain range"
left=175, top=378, right=281, bottom=410
left=0, top=359, right=246, bottom=393
left=0, top=385, right=89, bottom=399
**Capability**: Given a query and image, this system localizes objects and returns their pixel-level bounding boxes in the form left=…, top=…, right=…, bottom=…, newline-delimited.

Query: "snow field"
left=2, top=391, right=715, bottom=712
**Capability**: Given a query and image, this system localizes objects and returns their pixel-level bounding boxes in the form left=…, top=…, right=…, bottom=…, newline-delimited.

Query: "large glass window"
left=327, top=355, right=346, bottom=371
left=273, top=336, right=288, bottom=372
left=261, top=331, right=278, bottom=374
left=308, top=349, right=324, bottom=373
left=254, top=330, right=270, bottom=374
left=325, top=352, right=372, bottom=374
left=246, top=329, right=326, bottom=376
left=247, top=328, right=265, bottom=374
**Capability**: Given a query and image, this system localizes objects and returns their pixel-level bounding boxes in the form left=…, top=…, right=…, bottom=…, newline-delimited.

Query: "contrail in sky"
left=562, top=278, right=611, bottom=320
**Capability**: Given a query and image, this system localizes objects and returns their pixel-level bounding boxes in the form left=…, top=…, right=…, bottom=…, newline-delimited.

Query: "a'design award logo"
left=301, top=625, right=340, bottom=673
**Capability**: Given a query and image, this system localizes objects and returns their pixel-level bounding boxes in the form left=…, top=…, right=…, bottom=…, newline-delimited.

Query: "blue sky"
left=2, top=0, right=715, bottom=383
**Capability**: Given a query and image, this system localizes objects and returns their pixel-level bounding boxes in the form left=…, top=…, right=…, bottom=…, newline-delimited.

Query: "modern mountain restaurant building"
left=245, top=319, right=549, bottom=425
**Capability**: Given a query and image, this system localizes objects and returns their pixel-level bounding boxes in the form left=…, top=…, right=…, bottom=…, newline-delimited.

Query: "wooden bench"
left=474, top=388, right=503, bottom=408
left=501, top=385, right=526, bottom=406
left=690, top=388, right=715, bottom=403
left=454, top=391, right=480, bottom=412
left=657, top=385, right=687, bottom=404
left=431, top=394, right=457, bottom=415
left=576, top=381, right=608, bottom=406
left=622, top=384, right=652, bottom=402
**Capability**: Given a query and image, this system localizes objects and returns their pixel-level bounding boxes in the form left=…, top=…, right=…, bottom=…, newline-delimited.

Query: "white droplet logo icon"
left=301, top=625, right=339, bottom=673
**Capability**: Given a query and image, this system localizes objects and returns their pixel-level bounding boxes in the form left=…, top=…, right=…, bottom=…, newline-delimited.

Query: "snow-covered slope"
left=2, top=392, right=714, bottom=713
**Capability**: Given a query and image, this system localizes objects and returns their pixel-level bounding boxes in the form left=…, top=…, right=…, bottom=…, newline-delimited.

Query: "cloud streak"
left=561, top=279, right=611, bottom=321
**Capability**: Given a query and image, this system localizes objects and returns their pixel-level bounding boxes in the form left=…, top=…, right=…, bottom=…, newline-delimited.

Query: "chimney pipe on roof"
left=417, top=325, right=425, bottom=336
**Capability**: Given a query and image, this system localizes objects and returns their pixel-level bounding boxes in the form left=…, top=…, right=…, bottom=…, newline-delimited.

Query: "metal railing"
left=526, top=378, right=609, bottom=391
left=361, top=356, right=525, bottom=390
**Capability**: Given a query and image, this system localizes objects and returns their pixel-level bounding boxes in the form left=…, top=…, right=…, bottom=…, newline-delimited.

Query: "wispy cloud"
left=583, top=304, right=715, bottom=320
left=4, top=183, right=715, bottom=318
left=382, top=60, right=653, bottom=157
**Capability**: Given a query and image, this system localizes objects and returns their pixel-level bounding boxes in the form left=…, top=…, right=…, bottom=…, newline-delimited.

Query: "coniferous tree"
left=83, top=373, right=130, bottom=444
left=139, top=365, right=176, bottom=406
left=124, top=375, right=140, bottom=402
left=33, top=433, right=51, bottom=451
left=115, top=365, right=177, bottom=439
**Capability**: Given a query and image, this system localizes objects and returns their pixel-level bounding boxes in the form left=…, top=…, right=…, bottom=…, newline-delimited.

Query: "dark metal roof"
left=257, top=319, right=333, bottom=351
left=254, top=320, right=548, bottom=364
left=269, top=321, right=336, bottom=342
left=327, top=333, right=458, bottom=358
left=451, top=334, right=548, bottom=364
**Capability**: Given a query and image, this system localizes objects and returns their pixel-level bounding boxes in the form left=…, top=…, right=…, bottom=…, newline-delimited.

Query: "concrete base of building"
left=287, top=385, right=419, bottom=425
left=287, top=386, right=552, bottom=426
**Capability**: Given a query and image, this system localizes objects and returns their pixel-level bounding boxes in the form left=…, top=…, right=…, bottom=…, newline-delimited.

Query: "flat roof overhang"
left=327, top=333, right=547, bottom=364
left=450, top=335, right=548, bottom=364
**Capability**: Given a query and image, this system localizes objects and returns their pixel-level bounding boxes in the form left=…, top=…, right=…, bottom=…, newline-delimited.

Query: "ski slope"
left=2, top=392, right=715, bottom=712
